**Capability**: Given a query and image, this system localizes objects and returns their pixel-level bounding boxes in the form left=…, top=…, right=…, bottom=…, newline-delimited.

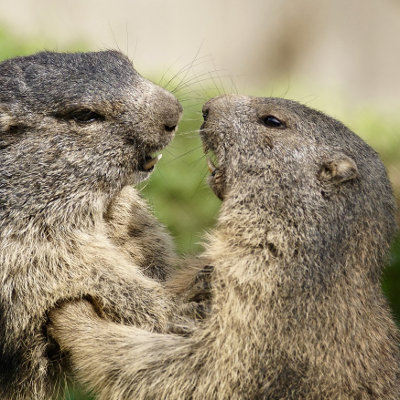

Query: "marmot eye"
left=56, top=109, right=105, bottom=124
left=261, top=115, right=286, bottom=129
left=69, top=109, right=104, bottom=124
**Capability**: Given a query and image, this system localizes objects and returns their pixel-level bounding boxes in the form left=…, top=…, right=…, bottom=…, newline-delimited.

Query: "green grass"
left=0, top=24, right=88, bottom=62
left=62, top=385, right=95, bottom=400
left=382, top=235, right=400, bottom=324
left=0, top=25, right=399, bottom=400
left=139, top=105, right=221, bottom=254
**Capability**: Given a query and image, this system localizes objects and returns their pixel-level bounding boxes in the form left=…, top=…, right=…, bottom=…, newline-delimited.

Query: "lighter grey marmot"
left=0, top=50, right=208, bottom=400
left=50, top=95, right=400, bottom=399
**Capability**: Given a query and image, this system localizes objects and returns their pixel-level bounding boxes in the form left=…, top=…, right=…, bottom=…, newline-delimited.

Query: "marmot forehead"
left=0, top=50, right=134, bottom=77
left=203, top=95, right=377, bottom=155
left=0, top=50, right=140, bottom=108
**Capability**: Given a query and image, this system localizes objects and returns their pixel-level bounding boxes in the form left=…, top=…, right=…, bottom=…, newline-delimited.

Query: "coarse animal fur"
left=50, top=95, right=400, bottom=399
left=0, top=50, right=206, bottom=400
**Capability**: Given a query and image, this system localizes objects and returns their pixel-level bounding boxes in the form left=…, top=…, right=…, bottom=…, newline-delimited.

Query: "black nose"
left=164, top=124, right=177, bottom=133
left=160, top=97, right=182, bottom=134
left=202, top=106, right=209, bottom=121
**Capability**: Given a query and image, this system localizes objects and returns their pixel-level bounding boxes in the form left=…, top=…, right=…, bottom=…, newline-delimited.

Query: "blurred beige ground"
left=0, top=0, right=399, bottom=113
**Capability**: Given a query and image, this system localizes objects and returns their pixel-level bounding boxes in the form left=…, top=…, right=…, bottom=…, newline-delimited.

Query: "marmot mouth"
left=139, top=153, right=163, bottom=172
left=203, top=149, right=226, bottom=200
left=206, top=153, right=219, bottom=177
left=202, top=141, right=219, bottom=170
left=200, top=129, right=227, bottom=200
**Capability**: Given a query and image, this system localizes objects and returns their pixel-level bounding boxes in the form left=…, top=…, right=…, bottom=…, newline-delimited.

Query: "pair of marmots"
left=0, top=50, right=399, bottom=400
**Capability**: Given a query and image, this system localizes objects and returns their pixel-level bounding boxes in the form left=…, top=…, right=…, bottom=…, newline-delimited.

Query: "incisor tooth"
left=143, top=154, right=162, bottom=171
left=207, top=157, right=216, bottom=174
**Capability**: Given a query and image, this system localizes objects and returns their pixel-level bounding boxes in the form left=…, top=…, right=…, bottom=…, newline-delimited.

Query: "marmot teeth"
left=207, top=157, right=217, bottom=176
left=143, top=153, right=162, bottom=171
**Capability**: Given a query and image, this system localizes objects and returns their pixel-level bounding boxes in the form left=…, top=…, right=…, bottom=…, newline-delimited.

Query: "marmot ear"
left=0, top=106, right=15, bottom=133
left=318, top=155, right=359, bottom=184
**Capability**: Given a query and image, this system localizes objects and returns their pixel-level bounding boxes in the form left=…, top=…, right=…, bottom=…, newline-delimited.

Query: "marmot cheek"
left=208, top=169, right=226, bottom=200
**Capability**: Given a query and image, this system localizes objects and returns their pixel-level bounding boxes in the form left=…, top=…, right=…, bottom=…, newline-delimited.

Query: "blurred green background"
left=0, top=27, right=399, bottom=400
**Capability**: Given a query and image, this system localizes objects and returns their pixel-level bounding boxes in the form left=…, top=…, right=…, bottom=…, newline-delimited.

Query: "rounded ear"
left=318, top=155, right=359, bottom=184
left=0, top=106, right=15, bottom=133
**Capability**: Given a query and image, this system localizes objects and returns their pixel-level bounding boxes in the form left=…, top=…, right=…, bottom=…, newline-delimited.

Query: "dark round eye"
left=55, top=108, right=105, bottom=124
left=261, top=115, right=285, bottom=129
left=69, top=109, right=104, bottom=124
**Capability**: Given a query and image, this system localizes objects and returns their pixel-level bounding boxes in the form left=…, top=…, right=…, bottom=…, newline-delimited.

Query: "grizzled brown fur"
left=0, top=50, right=206, bottom=399
left=51, top=95, right=400, bottom=399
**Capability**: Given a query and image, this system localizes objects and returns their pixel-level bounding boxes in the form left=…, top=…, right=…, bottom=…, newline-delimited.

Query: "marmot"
left=50, top=95, right=400, bottom=399
left=0, top=50, right=206, bottom=400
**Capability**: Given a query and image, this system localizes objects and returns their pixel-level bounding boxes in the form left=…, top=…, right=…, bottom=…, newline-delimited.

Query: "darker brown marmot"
left=0, top=50, right=205, bottom=400
left=50, top=95, right=400, bottom=399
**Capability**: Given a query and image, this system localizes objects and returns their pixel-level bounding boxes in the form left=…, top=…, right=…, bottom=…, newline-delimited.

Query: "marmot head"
left=201, top=95, right=396, bottom=273
left=0, top=51, right=182, bottom=217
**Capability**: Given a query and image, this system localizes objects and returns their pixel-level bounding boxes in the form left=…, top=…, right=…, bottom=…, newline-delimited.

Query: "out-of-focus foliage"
left=0, top=24, right=87, bottom=62
left=62, top=386, right=94, bottom=400
left=0, top=26, right=398, bottom=400
left=383, top=236, right=400, bottom=325
left=139, top=99, right=221, bottom=254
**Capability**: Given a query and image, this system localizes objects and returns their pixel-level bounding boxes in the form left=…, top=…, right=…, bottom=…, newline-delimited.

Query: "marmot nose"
left=203, top=95, right=242, bottom=116
left=164, top=123, right=176, bottom=133
left=202, top=105, right=209, bottom=122
left=202, top=95, right=232, bottom=121
left=160, top=93, right=183, bottom=134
